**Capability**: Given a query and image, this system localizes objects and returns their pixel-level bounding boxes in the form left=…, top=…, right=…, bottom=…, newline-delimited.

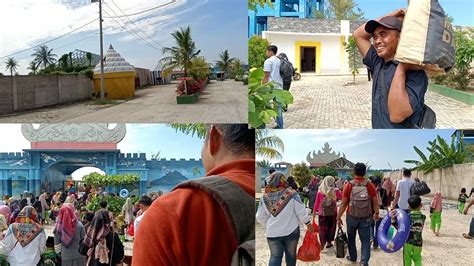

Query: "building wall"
left=135, top=68, right=151, bottom=87
left=385, top=163, right=474, bottom=200
left=0, top=75, right=92, bottom=115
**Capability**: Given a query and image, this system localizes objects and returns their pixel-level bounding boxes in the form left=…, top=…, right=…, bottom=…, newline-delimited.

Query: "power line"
left=102, top=0, right=176, bottom=18
left=102, top=3, right=162, bottom=52
left=109, top=0, right=164, bottom=48
left=0, top=19, right=98, bottom=60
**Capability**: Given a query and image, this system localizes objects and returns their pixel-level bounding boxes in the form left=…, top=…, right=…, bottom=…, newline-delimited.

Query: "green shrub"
left=81, top=69, right=94, bottom=79
left=248, top=36, right=270, bottom=69
left=189, top=57, right=210, bottom=81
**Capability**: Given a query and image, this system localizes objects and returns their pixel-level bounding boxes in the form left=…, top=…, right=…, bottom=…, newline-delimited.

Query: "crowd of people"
left=257, top=164, right=473, bottom=266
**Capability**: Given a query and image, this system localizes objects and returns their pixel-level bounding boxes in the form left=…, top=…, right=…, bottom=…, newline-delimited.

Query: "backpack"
left=320, top=196, right=336, bottom=216
left=174, top=175, right=255, bottom=266
left=277, top=55, right=294, bottom=82
left=349, top=180, right=372, bottom=218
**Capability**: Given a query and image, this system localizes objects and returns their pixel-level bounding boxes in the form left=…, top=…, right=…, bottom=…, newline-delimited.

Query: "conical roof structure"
left=94, top=44, right=135, bottom=73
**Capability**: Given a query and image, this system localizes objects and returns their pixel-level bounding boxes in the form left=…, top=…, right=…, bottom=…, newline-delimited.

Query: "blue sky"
left=0, top=0, right=247, bottom=75
left=355, top=0, right=473, bottom=26
left=259, top=129, right=456, bottom=170
left=0, top=124, right=204, bottom=160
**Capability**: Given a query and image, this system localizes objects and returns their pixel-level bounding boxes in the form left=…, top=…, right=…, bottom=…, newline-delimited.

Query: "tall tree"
left=5, top=57, right=19, bottom=76
left=256, top=129, right=284, bottom=160
left=32, top=45, right=57, bottom=69
left=86, top=52, right=93, bottom=67
left=27, top=61, right=39, bottom=75
left=248, top=36, right=270, bottom=68
left=313, top=0, right=364, bottom=20
left=160, top=26, right=201, bottom=77
left=344, top=36, right=362, bottom=84
left=216, top=49, right=235, bottom=77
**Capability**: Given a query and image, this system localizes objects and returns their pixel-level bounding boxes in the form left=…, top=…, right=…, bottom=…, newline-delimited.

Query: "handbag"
left=335, top=227, right=348, bottom=258
left=78, top=237, right=88, bottom=256
left=411, top=181, right=431, bottom=196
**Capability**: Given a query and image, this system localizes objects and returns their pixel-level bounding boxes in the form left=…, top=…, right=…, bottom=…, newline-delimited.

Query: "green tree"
left=160, top=26, right=201, bottom=78
left=450, top=29, right=474, bottom=90
left=248, top=35, right=270, bottom=68
left=4, top=57, right=19, bottom=76
left=404, top=134, right=468, bottom=174
left=27, top=61, right=39, bottom=75
left=248, top=68, right=294, bottom=128
left=168, top=123, right=207, bottom=139
left=256, top=159, right=271, bottom=168
left=291, top=162, right=312, bottom=187
left=256, top=129, right=284, bottom=160
left=32, top=45, right=57, bottom=69
left=311, top=165, right=337, bottom=177
left=313, top=0, right=364, bottom=20
left=216, top=49, right=235, bottom=78
left=189, top=56, right=211, bottom=81
left=344, top=36, right=362, bottom=84
left=58, top=54, right=69, bottom=70
left=86, top=52, right=93, bottom=67
left=230, top=59, right=245, bottom=79
left=248, top=0, right=273, bottom=10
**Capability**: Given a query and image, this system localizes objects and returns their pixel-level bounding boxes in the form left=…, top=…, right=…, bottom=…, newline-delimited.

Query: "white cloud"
left=0, top=0, right=210, bottom=73
left=0, top=124, right=29, bottom=152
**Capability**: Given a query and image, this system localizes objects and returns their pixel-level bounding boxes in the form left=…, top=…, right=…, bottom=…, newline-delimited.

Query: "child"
left=430, top=192, right=442, bottom=236
left=391, top=195, right=426, bottom=266
left=458, top=188, right=470, bottom=214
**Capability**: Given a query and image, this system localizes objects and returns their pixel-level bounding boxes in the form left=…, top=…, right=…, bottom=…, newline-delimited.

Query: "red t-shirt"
left=132, top=159, right=255, bottom=266
left=342, top=177, right=377, bottom=214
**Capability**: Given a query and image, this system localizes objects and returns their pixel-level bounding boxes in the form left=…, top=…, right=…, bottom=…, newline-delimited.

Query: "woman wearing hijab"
left=0, top=206, right=46, bottom=265
left=382, top=177, right=395, bottom=205
left=313, top=176, right=342, bottom=249
left=7, top=198, right=20, bottom=225
left=0, top=206, right=11, bottom=227
left=430, top=192, right=443, bottom=236
left=54, top=204, right=86, bottom=265
left=256, top=172, right=313, bottom=266
left=39, top=192, right=49, bottom=224
left=307, top=176, right=320, bottom=214
left=83, top=209, right=124, bottom=266
left=121, top=198, right=134, bottom=228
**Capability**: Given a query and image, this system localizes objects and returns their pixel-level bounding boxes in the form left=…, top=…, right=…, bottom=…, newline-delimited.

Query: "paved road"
left=0, top=80, right=247, bottom=123
left=282, top=75, right=474, bottom=129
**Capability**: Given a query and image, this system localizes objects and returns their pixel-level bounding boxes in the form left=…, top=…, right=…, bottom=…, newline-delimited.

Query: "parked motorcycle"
left=293, top=68, right=301, bottom=81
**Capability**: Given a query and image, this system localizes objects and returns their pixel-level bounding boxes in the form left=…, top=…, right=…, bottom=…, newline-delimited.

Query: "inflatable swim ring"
left=377, top=209, right=410, bottom=253
left=119, top=189, right=129, bottom=198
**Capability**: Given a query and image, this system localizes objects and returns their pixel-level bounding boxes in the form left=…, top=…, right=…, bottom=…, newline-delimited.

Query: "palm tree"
left=256, top=129, right=284, bottom=160
left=31, top=45, right=57, bottom=69
left=5, top=57, right=19, bottom=76
left=27, top=61, right=39, bottom=75
left=216, top=49, right=235, bottom=77
left=160, top=26, right=201, bottom=77
left=230, top=59, right=244, bottom=78
left=168, top=123, right=206, bottom=139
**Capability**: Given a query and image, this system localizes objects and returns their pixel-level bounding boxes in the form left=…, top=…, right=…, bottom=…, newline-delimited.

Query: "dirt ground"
left=256, top=197, right=474, bottom=265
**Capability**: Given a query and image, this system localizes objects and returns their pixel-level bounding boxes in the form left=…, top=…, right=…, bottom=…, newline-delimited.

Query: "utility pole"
left=92, top=0, right=105, bottom=99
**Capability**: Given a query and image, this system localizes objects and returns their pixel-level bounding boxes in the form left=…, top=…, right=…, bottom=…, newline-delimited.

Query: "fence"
left=0, top=74, right=92, bottom=114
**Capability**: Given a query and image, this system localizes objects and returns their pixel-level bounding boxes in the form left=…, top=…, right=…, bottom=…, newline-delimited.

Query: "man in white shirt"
left=134, top=195, right=152, bottom=233
left=263, top=45, right=284, bottom=129
left=392, top=168, right=415, bottom=211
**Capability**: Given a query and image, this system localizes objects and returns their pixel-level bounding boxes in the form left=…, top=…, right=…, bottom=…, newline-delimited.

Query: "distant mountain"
left=149, top=171, right=188, bottom=187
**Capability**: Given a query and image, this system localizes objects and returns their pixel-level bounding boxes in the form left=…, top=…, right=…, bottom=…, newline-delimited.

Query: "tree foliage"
left=216, top=49, right=235, bottom=77
left=311, top=165, right=337, bottom=177
left=168, top=123, right=207, bottom=139
left=83, top=172, right=140, bottom=187
left=189, top=56, right=210, bottom=81
left=230, top=59, right=245, bottom=79
left=313, top=0, right=364, bottom=20
left=256, top=129, right=284, bottom=160
left=32, top=45, right=57, bottom=69
left=291, top=162, right=312, bottom=187
left=248, top=68, right=294, bottom=128
left=248, top=0, right=273, bottom=11
left=248, top=36, right=270, bottom=69
left=256, top=159, right=271, bottom=167
left=404, top=134, right=468, bottom=174
left=4, top=57, right=19, bottom=76
left=344, top=36, right=362, bottom=84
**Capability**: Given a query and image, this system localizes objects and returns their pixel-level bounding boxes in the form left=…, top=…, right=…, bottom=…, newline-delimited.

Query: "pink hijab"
left=430, top=192, right=442, bottom=212
left=382, top=178, right=395, bottom=194
left=0, top=206, right=11, bottom=224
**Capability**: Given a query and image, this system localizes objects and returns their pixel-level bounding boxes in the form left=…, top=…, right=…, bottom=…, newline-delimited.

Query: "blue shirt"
left=363, top=46, right=428, bottom=128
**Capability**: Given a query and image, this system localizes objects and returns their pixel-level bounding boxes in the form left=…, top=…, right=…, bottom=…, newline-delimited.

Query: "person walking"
left=53, top=204, right=86, bottom=265
left=0, top=206, right=46, bottom=265
left=263, top=45, right=284, bottom=128
left=462, top=198, right=474, bottom=239
left=372, top=176, right=389, bottom=249
left=121, top=197, right=135, bottom=237
left=133, top=195, right=152, bottom=233
left=83, top=209, right=124, bottom=266
left=430, top=192, right=443, bottom=236
left=313, top=175, right=342, bottom=249
left=257, top=171, right=314, bottom=266
left=336, top=163, right=380, bottom=266
left=392, top=168, right=415, bottom=212
left=277, top=53, right=295, bottom=91
left=307, top=176, right=319, bottom=214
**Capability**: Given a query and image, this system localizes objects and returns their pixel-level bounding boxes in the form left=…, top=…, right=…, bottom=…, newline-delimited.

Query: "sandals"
left=463, top=233, right=473, bottom=239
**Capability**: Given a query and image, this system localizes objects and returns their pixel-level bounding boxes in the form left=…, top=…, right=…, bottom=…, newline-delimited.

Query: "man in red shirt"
left=132, top=124, right=255, bottom=265
left=336, top=163, right=379, bottom=266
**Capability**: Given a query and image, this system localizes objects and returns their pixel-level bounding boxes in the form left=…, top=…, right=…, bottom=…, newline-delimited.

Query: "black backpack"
left=277, top=55, right=294, bottom=82
left=174, top=175, right=255, bottom=266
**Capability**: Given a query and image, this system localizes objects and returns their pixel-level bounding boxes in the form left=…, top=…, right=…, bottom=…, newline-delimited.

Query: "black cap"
left=365, top=16, right=402, bottom=34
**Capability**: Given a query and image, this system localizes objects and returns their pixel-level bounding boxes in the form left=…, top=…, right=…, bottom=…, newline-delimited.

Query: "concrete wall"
left=385, top=163, right=474, bottom=200
left=135, top=68, right=151, bottom=87
left=0, top=74, right=92, bottom=114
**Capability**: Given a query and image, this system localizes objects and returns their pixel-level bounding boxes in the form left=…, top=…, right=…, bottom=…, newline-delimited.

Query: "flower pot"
left=176, top=93, right=198, bottom=104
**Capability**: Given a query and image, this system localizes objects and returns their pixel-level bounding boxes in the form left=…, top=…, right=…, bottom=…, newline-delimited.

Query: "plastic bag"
left=127, top=222, right=134, bottom=237
left=297, top=218, right=321, bottom=262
